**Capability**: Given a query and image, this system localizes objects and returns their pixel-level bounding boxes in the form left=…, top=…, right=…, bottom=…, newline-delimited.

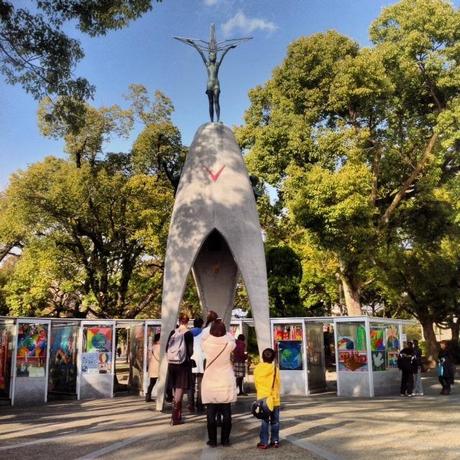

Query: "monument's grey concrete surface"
left=0, top=371, right=458, bottom=460
left=157, top=123, right=271, bottom=410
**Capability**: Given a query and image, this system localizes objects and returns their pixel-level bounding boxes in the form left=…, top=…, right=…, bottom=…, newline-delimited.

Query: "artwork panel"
left=372, top=351, right=386, bottom=371
left=387, top=351, right=399, bottom=369
left=278, top=340, right=303, bottom=371
left=85, top=326, right=113, bottom=353
left=16, top=323, right=48, bottom=378
left=338, top=350, right=368, bottom=372
left=370, top=327, right=385, bottom=351
left=81, top=352, right=99, bottom=374
left=48, top=324, right=78, bottom=393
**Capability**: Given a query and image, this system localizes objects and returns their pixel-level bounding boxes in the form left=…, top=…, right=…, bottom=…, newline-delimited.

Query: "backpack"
left=167, top=330, right=187, bottom=364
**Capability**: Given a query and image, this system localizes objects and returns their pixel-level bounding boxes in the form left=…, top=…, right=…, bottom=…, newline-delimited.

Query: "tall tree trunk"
left=420, top=318, right=438, bottom=366
left=340, top=276, right=362, bottom=316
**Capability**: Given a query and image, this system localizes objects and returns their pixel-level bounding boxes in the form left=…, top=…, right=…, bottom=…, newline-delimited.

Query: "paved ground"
left=0, top=372, right=458, bottom=460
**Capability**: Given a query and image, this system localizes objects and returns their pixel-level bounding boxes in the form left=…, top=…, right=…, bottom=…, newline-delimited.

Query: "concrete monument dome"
left=156, top=27, right=270, bottom=410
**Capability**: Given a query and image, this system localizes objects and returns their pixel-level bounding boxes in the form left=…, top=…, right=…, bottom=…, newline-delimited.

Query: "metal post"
left=44, top=320, right=51, bottom=403
left=111, top=321, right=115, bottom=398
left=10, top=321, right=18, bottom=407
left=302, top=320, right=309, bottom=396
left=333, top=318, right=340, bottom=397
left=365, top=317, right=374, bottom=398
left=76, top=322, right=83, bottom=400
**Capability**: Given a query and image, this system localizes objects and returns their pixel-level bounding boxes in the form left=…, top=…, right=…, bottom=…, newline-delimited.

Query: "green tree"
left=266, top=245, right=303, bottom=317
left=127, top=85, right=186, bottom=191
left=0, top=157, right=173, bottom=318
left=237, top=0, right=460, bottom=319
left=0, top=1, right=162, bottom=100
left=39, top=97, right=134, bottom=168
left=0, top=86, right=185, bottom=318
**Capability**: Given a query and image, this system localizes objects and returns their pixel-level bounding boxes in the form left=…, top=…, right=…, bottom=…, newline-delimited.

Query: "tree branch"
left=380, top=133, right=438, bottom=227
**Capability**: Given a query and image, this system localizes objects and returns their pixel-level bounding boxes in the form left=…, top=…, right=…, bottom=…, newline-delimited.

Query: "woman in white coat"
left=201, top=320, right=237, bottom=447
left=145, top=333, right=160, bottom=402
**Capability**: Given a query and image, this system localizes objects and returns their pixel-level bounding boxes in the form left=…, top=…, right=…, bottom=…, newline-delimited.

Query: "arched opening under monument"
left=192, top=228, right=239, bottom=326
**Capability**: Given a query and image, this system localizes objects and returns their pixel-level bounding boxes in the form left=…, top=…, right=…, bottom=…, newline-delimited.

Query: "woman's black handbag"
left=251, top=366, right=277, bottom=420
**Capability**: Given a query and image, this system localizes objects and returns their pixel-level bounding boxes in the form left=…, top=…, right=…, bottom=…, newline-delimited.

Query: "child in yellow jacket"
left=254, top=348, right=281, bottom=449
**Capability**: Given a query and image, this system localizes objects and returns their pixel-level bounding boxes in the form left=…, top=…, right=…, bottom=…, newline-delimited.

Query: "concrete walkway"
left=0, top=372, right=458, bottom=460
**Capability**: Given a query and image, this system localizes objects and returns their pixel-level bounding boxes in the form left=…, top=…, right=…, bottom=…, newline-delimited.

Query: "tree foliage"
left=0, top=1, right=161, bottom=99
left=237, top=0, right=460, bottom=326
left=0, top=85, right=185, bottom=318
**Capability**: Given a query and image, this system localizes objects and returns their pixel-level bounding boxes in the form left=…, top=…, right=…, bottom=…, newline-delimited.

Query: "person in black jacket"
left=166, top=313, right=194, bottom=425
left=438, top=341, right=455, bottom=395
left=398, top=341, right=416, bottom=397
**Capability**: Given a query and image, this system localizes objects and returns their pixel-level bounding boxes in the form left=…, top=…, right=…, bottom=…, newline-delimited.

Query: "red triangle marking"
left=203, top=165, right=226, bottom=182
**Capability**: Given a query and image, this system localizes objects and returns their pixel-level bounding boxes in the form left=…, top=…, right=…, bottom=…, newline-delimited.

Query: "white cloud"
left=221, top=10, right=278, bottom=37
left=203, top=0, right=219, bottom=6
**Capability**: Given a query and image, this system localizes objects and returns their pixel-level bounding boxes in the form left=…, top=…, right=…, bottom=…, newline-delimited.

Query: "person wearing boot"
left=202, top=320, right=237, bottom=447
left=145, top=333, right=160, bottom=402
left=166, top=313, right=194, bottom=425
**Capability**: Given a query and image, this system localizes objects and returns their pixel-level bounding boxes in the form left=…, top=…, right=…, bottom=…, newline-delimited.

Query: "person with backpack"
left=254, top=348, right=281, bottom=449
left=201, top=320, right=237, bottom=447
left=413, top=339, right=424, bottom=396
left=145, top=333, right=160, bottom=402
left=166, top=313, right=194, bottom=425
left=397, top=341, right=416, bottom=397
left=438, top=340, right=455, bottom=395
left=188, top=318, right=205, bottom=412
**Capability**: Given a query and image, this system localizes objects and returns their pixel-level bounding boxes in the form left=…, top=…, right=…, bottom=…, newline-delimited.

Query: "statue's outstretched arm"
left=217, top=44, right=237, bottom=69
left=190, top=42, right=208, bottom=65
left=175, top=37, right=208, bottom=65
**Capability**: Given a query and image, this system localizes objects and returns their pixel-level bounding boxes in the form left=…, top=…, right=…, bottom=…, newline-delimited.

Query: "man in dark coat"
left=398, top=341, right=416, bottom=397
left=438, top=340, right=455, bottom=395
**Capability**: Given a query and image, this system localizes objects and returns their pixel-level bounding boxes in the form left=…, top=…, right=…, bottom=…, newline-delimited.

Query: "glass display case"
left=12, top=319, right=51, bottom=405
left=78, top=321, right=115, bottom=400
left=48, top=322, right=79, bottom=396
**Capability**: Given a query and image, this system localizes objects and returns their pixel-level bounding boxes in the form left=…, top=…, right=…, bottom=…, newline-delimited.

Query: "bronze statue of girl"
left=175, top=24, right=251, bottom=122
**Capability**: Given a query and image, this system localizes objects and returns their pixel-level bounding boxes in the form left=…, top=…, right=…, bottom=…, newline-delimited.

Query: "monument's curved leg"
left=219, top=225, right=271, bottom=354
left=155, top=223, right=211, bottom=411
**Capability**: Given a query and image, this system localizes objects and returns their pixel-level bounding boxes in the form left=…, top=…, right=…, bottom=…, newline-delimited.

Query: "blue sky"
left=0, top=0, right=437, bottom=189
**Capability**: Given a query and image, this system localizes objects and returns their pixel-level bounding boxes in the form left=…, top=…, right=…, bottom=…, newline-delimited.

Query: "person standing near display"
left=233, top=334, right=248, bottom=396
left=145, top=333, right=160, bottom=402
left=166, top=313, right=194, bottom=425
left=413, top=339, right=424, bottom=396
left=188, top=318, right=205, bottom=412
left=398, top=341, right=416, bottom=397
left=201, top=320, right=237, bottom=447
left=254, top=348, right=281, bottom=449
left=438, top=340, right=455, bottom=395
